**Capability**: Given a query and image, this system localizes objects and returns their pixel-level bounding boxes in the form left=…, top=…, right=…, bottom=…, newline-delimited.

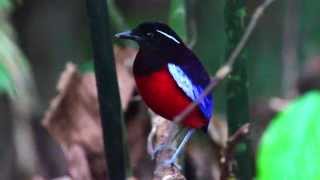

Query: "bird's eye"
left=146, top=32, right=154, bottom=38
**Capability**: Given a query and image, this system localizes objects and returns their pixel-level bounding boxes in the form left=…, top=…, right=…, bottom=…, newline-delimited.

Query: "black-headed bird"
left=115, top=22, right=214, bottom=167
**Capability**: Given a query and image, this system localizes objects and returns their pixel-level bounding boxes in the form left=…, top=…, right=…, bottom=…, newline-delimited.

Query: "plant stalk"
left=86, top=0, right=130, bottom=179
left=224, top=0, right=253, bottom=179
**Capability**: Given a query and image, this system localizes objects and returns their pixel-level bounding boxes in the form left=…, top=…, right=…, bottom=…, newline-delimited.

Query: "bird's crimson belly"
left=134, top=67, right=207, bottom=128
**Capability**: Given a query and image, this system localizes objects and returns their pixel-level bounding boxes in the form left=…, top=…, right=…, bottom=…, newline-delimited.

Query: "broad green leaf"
left=257, top=91, right=320, bottom=180
left=168, top=0, right=187, bottom=41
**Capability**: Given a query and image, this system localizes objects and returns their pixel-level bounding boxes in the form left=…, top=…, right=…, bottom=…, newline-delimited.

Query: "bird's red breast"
left=134, top=66, right=208, bottom=128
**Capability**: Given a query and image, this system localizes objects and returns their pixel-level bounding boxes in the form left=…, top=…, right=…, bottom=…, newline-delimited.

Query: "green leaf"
left=257, top=91, right=320, bottom=180
left=0, top=0, right=10, bottom=10
left=168, top=0, right=187, bottom=41
left=0, top=29, right=31, bottom=97
left=0, top=62, right=14, bottom=95
left=79, top=60, right=94, bottom=73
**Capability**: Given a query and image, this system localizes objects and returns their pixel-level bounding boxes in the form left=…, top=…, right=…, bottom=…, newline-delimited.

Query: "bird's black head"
left=115, top=22, right=184, bottom=51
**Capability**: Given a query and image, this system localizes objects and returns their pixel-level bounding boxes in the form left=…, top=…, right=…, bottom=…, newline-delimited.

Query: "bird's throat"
left=133, top=50, right=167, bottom=76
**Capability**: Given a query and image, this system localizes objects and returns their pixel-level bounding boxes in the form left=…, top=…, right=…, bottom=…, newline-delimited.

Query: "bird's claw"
left=162, top=159, right=182, bottom=170
left=151, top=144, right=176, bottom=159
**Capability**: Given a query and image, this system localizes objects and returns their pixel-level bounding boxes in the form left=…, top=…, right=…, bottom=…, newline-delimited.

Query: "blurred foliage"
left=0, top=0, right=32, bottom=98
left=0, top=0, right=41, bottom=178
left=0, top=0, right=12, bottom=95
left=108, top=0, right=128, bottom=32
left=257, top=91, right=320, bottom=180
left=301, top=1, right=320, bottom=57
left=115, top=0, right=169, bottom=29
left=168, top=0, right=187, bottom=41
left=79, top=60, right=94, bottom=73
left=0, top=25, right=34, bottom=98
left=247, top=1, right=284, bottom=99
left=0, top=0, right=11, bottom=11
left=0, top=62, right=13, bottom=95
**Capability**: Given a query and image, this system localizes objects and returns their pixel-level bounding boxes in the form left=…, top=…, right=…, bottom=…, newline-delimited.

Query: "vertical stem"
left=224, top=0, right=253, bottom=179
left=281, top=0, right=300, bottom=98
left=86, top=0, right=129, bottom=179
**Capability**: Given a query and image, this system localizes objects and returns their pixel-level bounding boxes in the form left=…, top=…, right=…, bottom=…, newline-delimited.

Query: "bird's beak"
left=115, top=30, right=132, bottom=39
left=115, top=30, right=141, bottom=41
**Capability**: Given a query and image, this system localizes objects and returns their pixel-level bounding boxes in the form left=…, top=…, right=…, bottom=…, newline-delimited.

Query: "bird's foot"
left=151, top=144, right=176, bottom=159
left=162, top=158, right=182, bottom=170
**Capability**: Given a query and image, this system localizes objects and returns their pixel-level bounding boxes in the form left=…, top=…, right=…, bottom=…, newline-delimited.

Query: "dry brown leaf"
left=42, top=63, right=103, bottom=179
left=42, top=46, right=137, bottom=180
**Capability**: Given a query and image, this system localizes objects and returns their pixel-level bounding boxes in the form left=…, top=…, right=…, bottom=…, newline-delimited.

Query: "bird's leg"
left=151, top=127, right=186, bottom=159
left=163, top=128, right=196, bottom=169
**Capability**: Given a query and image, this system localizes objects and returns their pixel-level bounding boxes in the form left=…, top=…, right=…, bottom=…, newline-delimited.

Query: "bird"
left=115, top=22, right=214, bottom=167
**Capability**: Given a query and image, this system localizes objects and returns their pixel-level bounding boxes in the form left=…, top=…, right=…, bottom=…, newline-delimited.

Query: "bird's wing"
left=168, top=63, right=213, bottom=120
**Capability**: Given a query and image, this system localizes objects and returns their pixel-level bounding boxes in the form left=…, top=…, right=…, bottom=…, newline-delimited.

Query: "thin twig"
left=220, top=123, right=251, bottom=180
left=173, top=0, right=276, bottom=124
left=228, top=123, right=250, bottom=147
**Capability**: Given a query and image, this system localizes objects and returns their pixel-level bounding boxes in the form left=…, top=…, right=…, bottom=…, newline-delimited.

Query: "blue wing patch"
left=168, top=63, right=213, bottom=120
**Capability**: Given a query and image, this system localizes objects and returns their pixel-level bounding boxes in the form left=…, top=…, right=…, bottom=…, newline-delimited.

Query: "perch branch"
left=149, top=114, right=186, bottom=180
left=173, top=0, right=276, bottom=124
